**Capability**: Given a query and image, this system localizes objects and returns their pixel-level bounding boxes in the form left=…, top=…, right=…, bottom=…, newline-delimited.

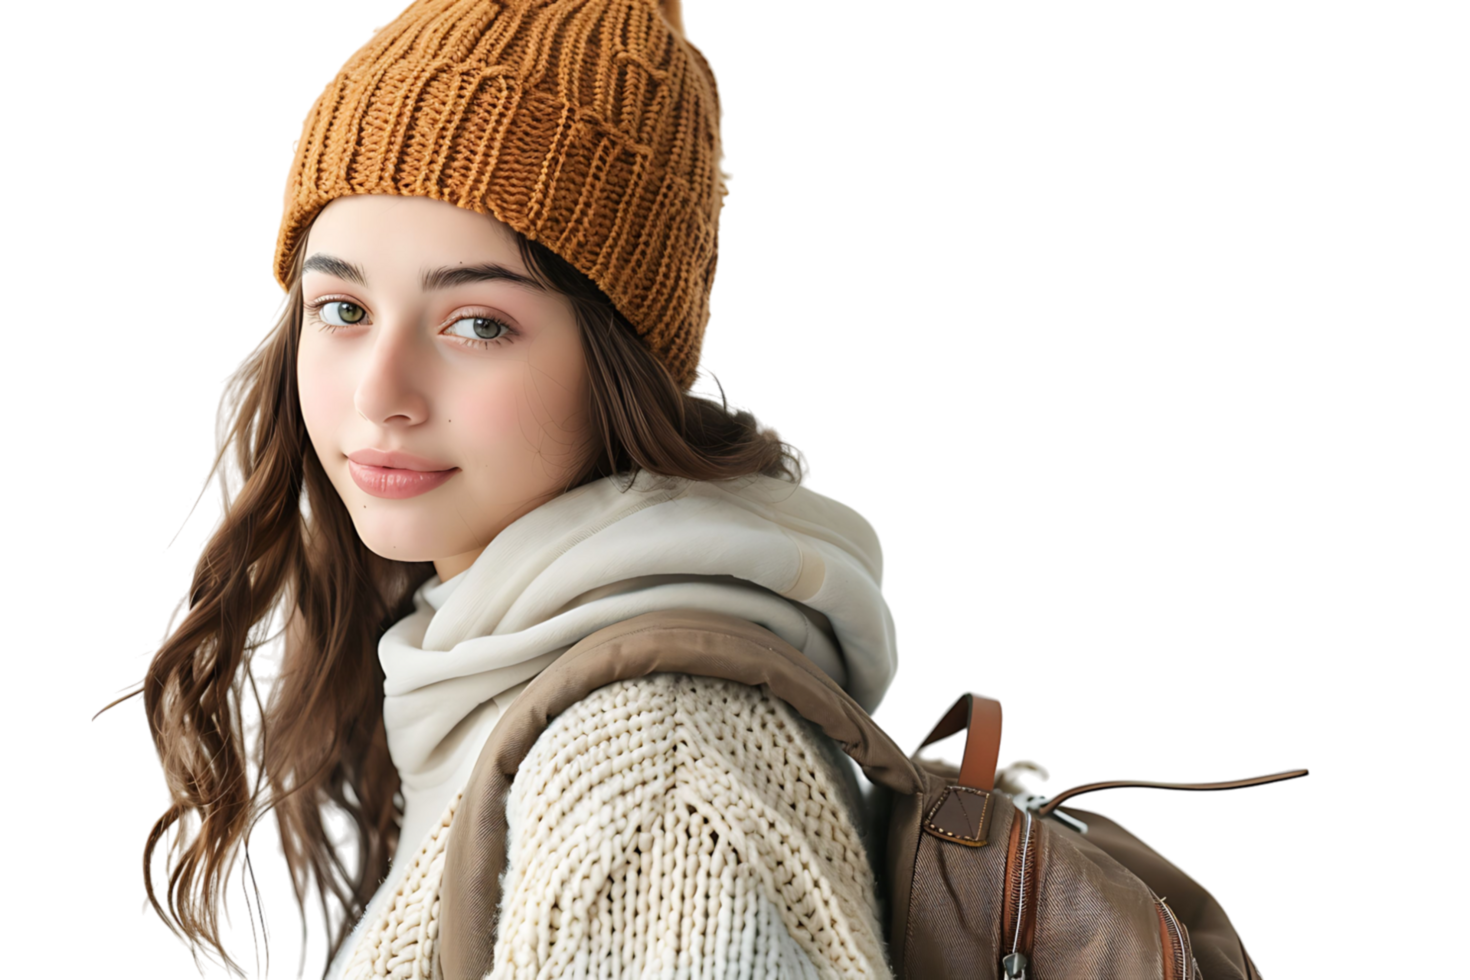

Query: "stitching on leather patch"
left=923, top=787, right=993, bottom=846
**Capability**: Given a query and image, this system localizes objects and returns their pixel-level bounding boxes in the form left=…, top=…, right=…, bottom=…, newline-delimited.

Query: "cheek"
left=297, top=338, right=355, bottom=446
left=448, top=359, right=588, bottom=468
left=445, top=373, right=534, bottom=458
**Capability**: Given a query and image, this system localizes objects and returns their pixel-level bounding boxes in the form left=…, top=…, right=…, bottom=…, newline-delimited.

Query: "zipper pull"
left=1002, top=951, right=1029, bottom=978
left=1029, top=793, right=1087, bottom=834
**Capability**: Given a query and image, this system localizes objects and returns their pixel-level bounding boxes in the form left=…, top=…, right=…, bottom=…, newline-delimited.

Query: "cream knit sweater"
left=340, top=673, right=891, bottom=980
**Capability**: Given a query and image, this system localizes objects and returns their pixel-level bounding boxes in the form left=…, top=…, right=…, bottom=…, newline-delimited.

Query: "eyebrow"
left=301, top=253, right=545, bottom=292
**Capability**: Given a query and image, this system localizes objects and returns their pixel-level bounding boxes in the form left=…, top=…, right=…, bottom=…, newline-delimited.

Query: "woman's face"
left=297, top=194, right=592, bottom=580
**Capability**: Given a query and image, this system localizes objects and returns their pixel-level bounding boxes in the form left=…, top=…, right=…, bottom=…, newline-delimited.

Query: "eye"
left=443, top=314, right=515, bottom=345
left=301, top=299, right=520, bottom=352
left=315, top=300, right=367, bottom=326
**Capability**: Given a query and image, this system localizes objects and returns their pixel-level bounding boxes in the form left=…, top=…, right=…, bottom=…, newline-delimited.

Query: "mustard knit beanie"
left=273, top=0, right=721, bottom=391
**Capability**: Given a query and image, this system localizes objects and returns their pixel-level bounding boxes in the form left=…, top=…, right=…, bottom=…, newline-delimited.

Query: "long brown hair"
left=117, top=212, right=803, bottom=975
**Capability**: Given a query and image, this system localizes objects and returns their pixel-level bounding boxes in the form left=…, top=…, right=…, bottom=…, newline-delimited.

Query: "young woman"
left=136, top=1, right=898, bottom=977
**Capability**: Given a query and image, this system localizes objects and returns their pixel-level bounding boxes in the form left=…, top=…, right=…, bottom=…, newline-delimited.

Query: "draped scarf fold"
left=377, top=469, right=898, bottom=860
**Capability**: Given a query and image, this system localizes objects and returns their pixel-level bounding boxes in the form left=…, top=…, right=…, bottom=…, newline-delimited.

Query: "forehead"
left=304, top=194, right=525, bottom=277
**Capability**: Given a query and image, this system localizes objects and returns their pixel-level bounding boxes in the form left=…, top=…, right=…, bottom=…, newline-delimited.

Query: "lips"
left=347, top=448, right=454, bottom=471
left=347, top=462, right=457, bottom=499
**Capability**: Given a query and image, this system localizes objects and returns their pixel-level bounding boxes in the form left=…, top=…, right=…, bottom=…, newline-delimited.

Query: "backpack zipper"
left=1155, top=896, right=1195, bottom=980
left=1000, top=808, right=1037, bottom=979
left=997, top=811, right=1198, bottom=980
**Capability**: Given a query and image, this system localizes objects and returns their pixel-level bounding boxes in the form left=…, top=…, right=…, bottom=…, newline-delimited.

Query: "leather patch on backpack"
left=922, top=785, right=994, bottom=847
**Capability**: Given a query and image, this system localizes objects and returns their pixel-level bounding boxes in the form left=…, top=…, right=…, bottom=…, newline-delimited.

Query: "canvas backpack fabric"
left=434, top=608, right=1303, bottom=980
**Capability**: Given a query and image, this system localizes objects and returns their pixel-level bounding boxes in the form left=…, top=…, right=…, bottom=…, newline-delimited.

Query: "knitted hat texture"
left=273, top=0, right=722, bottom=390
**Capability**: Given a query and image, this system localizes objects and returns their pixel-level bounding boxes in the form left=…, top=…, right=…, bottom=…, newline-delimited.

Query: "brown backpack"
left=896, top=696, right=1304, bottom=979
left=435, top=609, right=1306, bottom=980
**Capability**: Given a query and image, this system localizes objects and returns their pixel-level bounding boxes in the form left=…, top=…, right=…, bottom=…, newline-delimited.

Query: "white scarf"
left=376, top=469, right=897, bottom=872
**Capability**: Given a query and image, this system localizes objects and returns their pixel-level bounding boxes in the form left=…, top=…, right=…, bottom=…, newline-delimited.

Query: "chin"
left=356, top=535, right=444, bottom=565
left=360, top=541, right=442, bottom=564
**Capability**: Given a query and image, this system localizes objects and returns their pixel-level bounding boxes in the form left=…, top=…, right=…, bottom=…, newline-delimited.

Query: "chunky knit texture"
left=340, top=675, right=891, bottom=979
left=341, top=794, right=461, bottom=980
left=274, top=0, right=723, bottom=390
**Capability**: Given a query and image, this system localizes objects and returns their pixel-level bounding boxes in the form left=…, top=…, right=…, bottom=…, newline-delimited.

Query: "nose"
left=353, top=319, right=432, bottom=427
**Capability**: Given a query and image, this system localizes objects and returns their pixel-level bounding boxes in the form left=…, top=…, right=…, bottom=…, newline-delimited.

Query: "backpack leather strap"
left=1037, top=769, right=1309, bottom=816
left=911, top=687, right=1005, bottom=793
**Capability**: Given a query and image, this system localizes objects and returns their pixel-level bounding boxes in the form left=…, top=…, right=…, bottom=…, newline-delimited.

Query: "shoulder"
left=519, top=673, right=859, bottom=796
left=497, top=673, right=891, bottom=978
